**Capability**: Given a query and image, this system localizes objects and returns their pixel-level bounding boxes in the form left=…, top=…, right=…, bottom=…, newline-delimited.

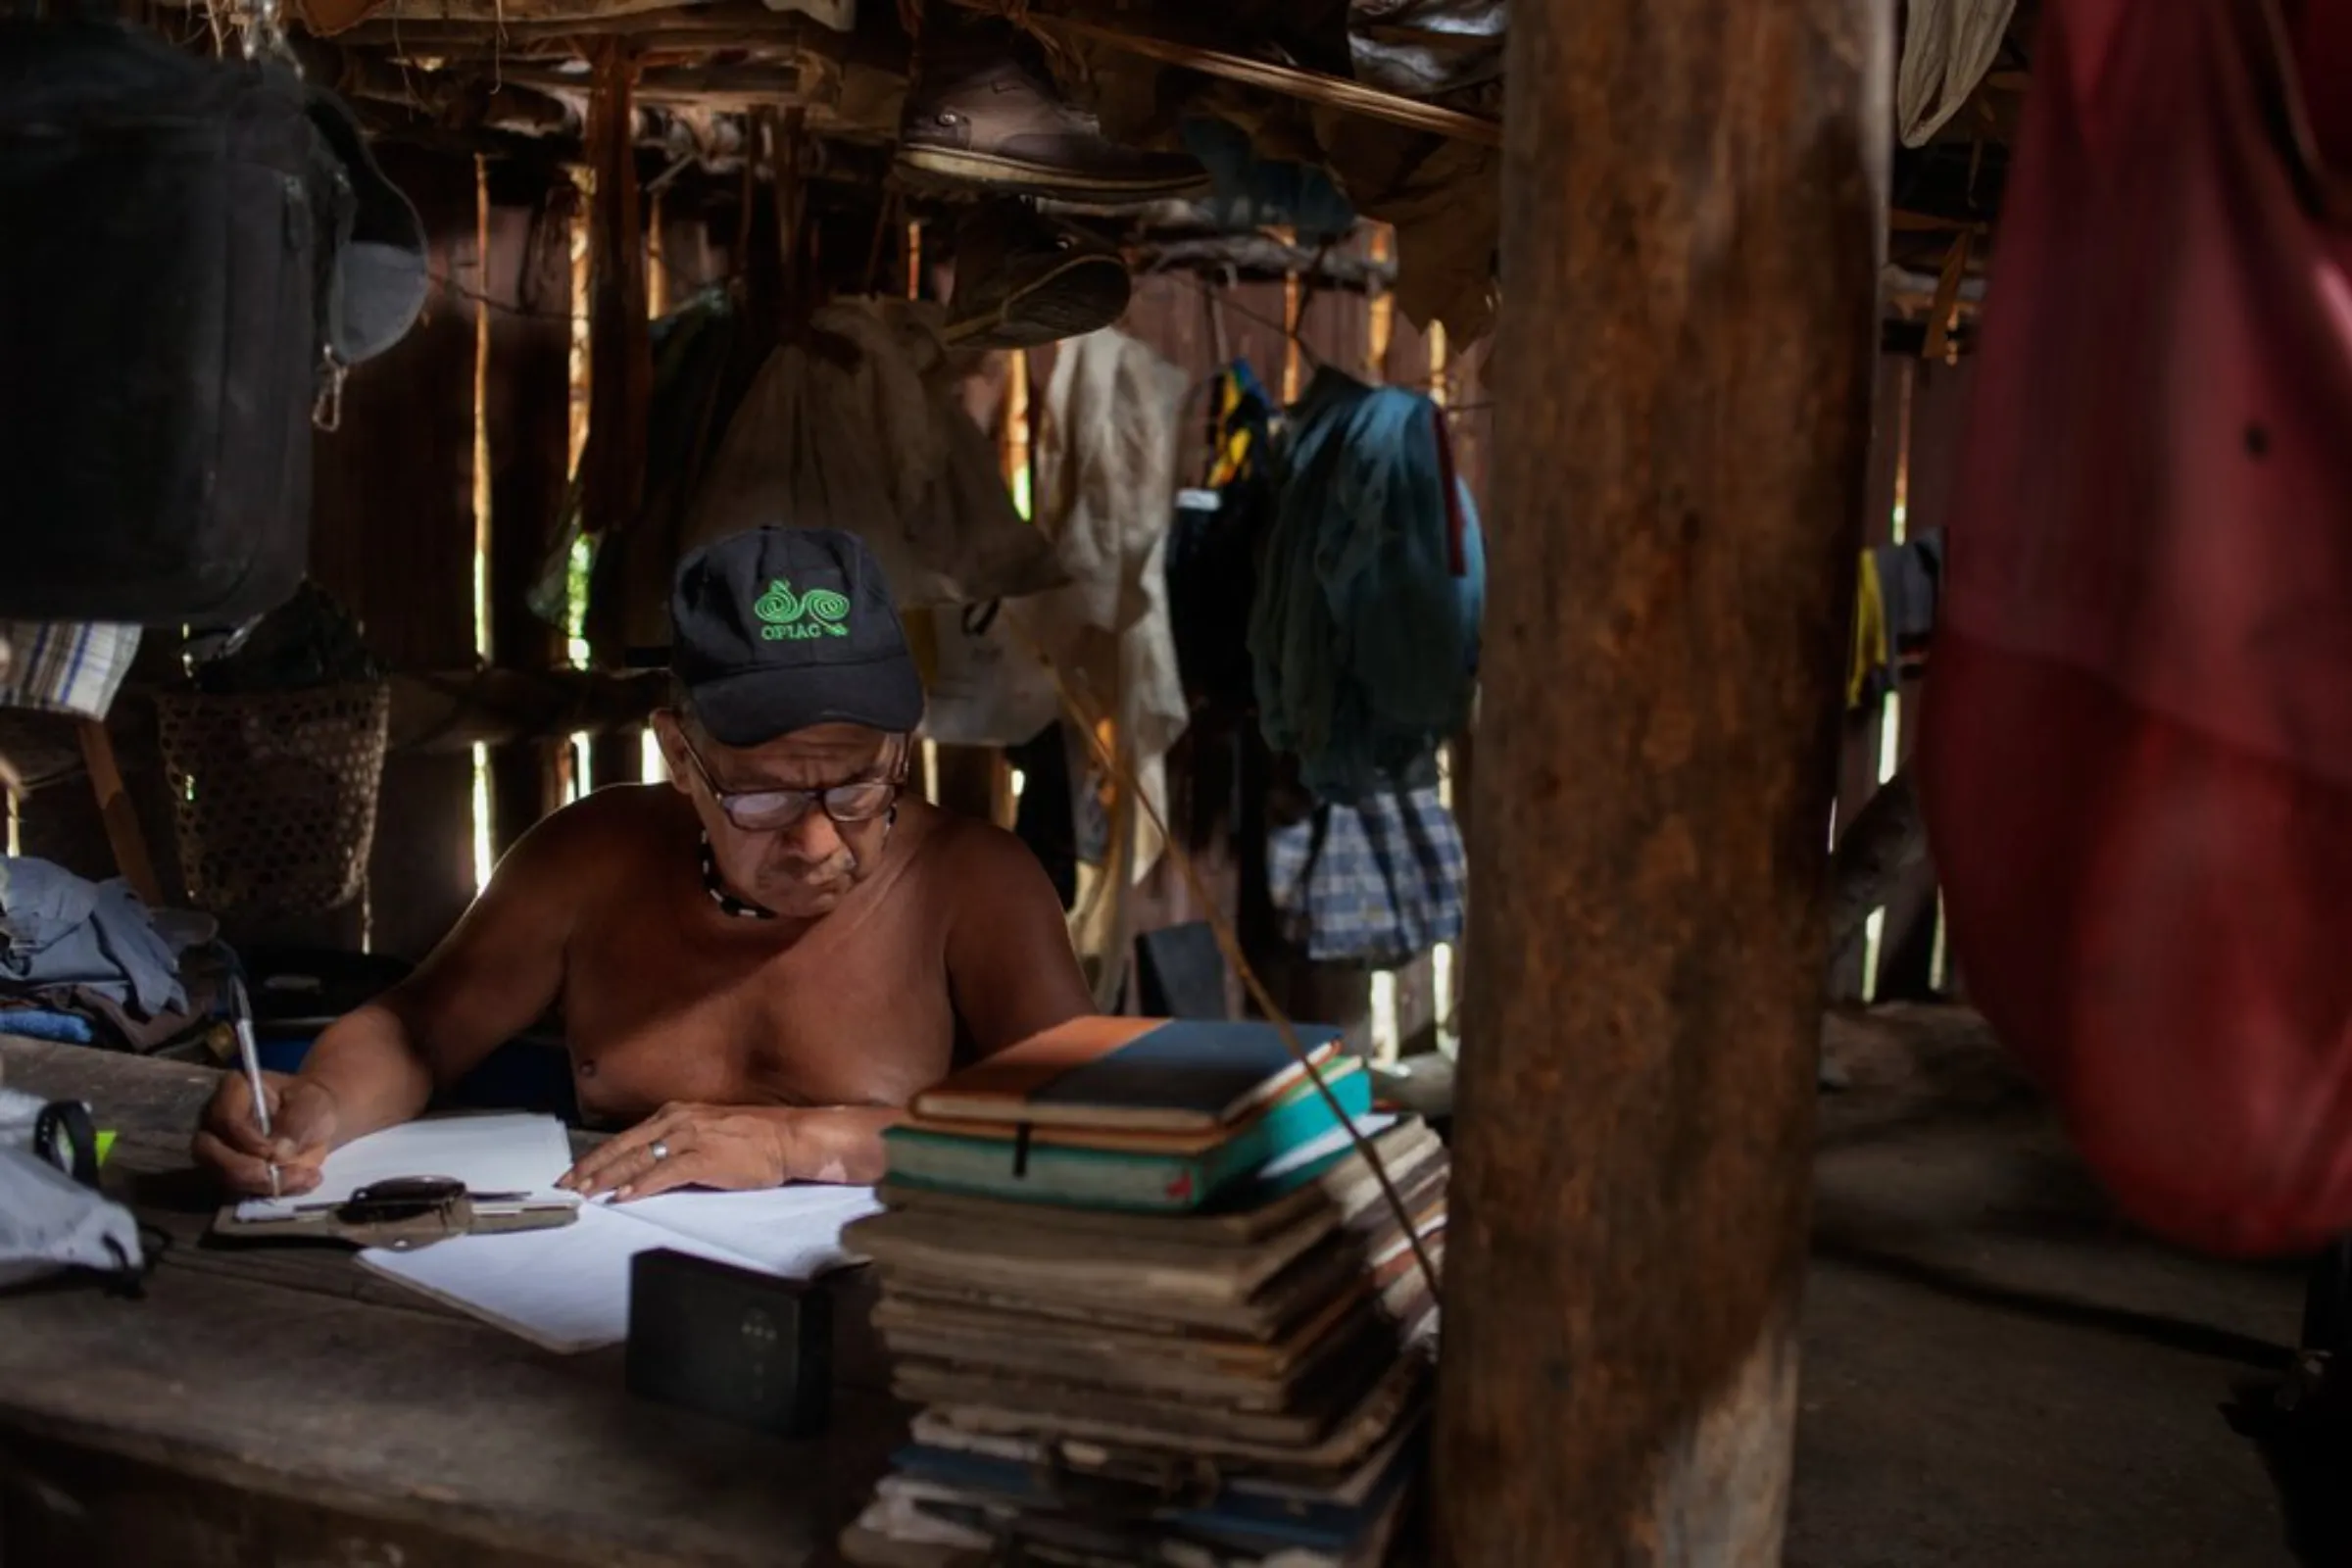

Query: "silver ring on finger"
left=649, top=1139, right=671, bottom=1162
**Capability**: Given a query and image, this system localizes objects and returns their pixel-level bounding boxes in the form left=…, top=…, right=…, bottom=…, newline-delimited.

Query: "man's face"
left=656, top=714, right=905, bottom=921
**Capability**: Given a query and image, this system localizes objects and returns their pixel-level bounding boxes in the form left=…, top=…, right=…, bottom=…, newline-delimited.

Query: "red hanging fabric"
left=2293, top=0, right=2352, bottom=164
left=1923, top=0, right=2352, bottom=1255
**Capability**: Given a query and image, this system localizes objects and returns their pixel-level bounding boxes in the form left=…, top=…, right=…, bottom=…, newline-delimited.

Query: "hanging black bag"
left=0, top=19, right=426, bottom=626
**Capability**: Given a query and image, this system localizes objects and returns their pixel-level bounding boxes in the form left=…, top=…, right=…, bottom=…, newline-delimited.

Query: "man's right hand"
left=192, top=1073, right=340, bottom=1198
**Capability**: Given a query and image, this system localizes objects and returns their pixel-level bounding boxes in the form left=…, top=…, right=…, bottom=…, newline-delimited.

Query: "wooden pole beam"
left=582, top=42, right=652, bottom=791
left=333, top=0, right=835, bottom=43
left=483, top=167, right=580, bottom=856
left=1433, top=2, right=1889, bottom=1565
left=930, top=744, right=1007, bottom=827
left=1137, top=233, right=1400, bottom=291
left=434, top=60, right=814, bottom=107
left=74, top=720, right=164, bottom=909
left=388, top=668, right=666, bottom=755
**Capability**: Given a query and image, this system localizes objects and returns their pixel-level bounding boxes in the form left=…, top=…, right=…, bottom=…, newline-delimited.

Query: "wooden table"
left=0, top=1036, right=903, bottom=1567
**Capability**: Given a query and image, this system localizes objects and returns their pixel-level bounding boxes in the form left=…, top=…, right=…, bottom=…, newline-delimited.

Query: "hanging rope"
left=1923, top=225, right=1974, bottom=361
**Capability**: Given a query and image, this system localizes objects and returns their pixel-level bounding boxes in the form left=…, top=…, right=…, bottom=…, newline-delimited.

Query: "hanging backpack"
left=1922, top=0, right=2352, bottom=1255
left=0, top=19, right=427, bottom=626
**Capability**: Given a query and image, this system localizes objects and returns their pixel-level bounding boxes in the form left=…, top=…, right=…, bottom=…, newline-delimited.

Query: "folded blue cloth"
left=0, top=1009, right=95, bottom=1045
left=0, top=858, right=184, bottom=1018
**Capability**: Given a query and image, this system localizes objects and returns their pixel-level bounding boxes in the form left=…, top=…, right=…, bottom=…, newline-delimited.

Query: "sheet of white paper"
left=617, top=1184, right=884, bottom=1275
left=358, top=1201, right=755, bottom=1353
left=232, top=1112, right=574, bottom=1222
left=358, top=1184, right=879, bottom=1353
left=1256, top=1112, right=1400, bottom=1184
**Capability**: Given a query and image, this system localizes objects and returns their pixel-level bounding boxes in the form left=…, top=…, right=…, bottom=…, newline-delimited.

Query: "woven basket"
left=155, top=682, right=391, bottom=914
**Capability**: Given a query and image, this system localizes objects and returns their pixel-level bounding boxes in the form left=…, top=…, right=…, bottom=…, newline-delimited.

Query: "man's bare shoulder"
left=900, top=802, right=1071, bottom=931
left=493, top=784, right=689, bottom=891
left=551, top=781, right=692, bottom=834
left=901, top=800, right=1035, bottom=884
left=898, top=801, right=1092, bottom=1044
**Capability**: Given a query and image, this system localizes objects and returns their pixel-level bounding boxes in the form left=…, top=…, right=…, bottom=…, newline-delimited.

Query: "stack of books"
left=840, top=1017, right=1448, bottom=1568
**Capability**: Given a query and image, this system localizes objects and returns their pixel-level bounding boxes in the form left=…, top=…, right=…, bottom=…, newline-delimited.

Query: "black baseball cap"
left=670, top=528, right=925, bottom=747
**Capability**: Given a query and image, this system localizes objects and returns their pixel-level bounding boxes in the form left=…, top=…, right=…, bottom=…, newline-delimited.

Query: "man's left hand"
left=557, top=1102, right=793, bottom=1200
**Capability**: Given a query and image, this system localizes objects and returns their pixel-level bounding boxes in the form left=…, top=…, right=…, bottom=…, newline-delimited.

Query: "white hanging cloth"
left=1898, top=0, right=2019, bottom=148
left=1026, top=329, right=1190, bottom=885
left=1019, top=330, right=1191, bottom=1006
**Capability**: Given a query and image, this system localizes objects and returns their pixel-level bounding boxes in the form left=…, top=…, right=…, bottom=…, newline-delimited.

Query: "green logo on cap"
left=755, top=578, right=852, bottom=642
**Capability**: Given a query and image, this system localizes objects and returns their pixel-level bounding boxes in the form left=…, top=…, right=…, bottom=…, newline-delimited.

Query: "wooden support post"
left=75, top=720, right=162, bottom=909
left=484, top=166, right=579, bottom=858
left=1433, top=4, right=1889, bottom=1566
left=931, top=745, right=1007, bottom=826
left=582, top=43, right=651, bottom=791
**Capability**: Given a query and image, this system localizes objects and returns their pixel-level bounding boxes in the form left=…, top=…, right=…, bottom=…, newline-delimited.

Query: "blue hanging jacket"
left=1250, top=368, right=1485, bottom=805
left=1166, top=362, right=1278, bottom=712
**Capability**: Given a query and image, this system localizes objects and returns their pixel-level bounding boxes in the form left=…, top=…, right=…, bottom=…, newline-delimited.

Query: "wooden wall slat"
left=1446, top=335, right=1494, bottom=511
left=483, top=169, right=578, bottom=860
left=1882, top=354, right=1975, bottom=996
left=309, top=147, right=484, bottom=960
left=1828, top=356, right=1913, bottom=999
left=581, top=50, right=652, bottom=794
left=1293, top=272, right=1366, bottom=392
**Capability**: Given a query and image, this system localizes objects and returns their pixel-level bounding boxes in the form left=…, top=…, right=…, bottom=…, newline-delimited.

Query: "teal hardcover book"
left=883, top=1061, right=1375, bottom=1212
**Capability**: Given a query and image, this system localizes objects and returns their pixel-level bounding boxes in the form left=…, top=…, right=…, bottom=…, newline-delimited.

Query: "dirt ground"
left=1788, top=1006, right=2307, bottom=1568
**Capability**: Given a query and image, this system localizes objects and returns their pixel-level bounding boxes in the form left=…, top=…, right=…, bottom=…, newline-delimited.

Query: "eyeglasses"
left=676, top=734, right=905, bottom=833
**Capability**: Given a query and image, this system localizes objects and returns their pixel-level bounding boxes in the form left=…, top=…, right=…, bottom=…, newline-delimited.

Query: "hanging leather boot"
left=897, top=20, right=1207, bottom=204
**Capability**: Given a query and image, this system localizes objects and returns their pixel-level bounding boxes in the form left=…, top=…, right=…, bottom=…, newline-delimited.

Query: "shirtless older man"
left=195, top=527, right=1093, bottom=1200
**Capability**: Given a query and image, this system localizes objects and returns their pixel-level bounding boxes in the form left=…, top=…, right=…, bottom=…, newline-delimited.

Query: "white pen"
left=230, top=975, right=278, bottom=1198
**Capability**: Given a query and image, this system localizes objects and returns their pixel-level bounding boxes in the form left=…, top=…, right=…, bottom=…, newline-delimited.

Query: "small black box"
left=625, top=1248, right=833, bottom=1437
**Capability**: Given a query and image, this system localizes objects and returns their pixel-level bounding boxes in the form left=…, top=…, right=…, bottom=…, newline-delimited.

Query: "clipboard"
left=215, top=1175, right=579, bottom=1252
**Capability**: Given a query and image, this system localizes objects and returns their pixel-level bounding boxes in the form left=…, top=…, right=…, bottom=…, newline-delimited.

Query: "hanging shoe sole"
left=944, top=251, right=1133, bottom=349
left=897, top=144, right=1211, bottom=205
